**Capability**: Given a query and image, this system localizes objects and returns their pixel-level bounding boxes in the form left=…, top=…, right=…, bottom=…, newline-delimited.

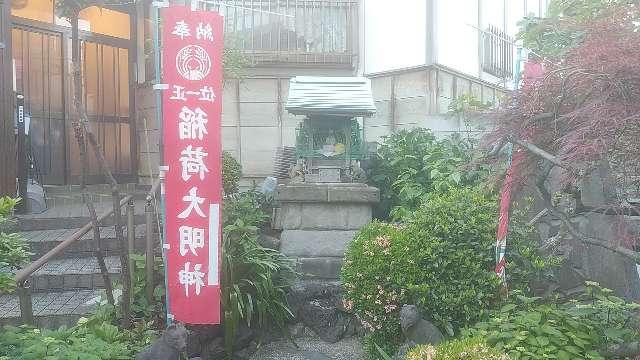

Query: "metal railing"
left=216, top=0, right=358, bottom=65
left=481, top=24, right=514, bottom=80
left=14, top=179, right=161, bottom=325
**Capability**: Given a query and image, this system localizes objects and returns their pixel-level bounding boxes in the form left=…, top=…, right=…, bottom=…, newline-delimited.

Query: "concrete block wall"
left=364, top=65, right=503, bottom=143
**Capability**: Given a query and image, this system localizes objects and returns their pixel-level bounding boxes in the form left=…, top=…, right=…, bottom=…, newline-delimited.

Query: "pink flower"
left=384, top=304, right=397, bottom=313
left=342, top=299, right=354, bottom=311
left=375, top=235, right=391, bottom=248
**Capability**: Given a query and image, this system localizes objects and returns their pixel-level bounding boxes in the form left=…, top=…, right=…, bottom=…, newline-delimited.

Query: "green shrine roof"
left=285, top=76, right=377, bottom=117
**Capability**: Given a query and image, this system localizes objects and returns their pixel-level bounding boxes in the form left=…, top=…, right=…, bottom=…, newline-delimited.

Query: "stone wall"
left=274, top=183, right=379, bottom=279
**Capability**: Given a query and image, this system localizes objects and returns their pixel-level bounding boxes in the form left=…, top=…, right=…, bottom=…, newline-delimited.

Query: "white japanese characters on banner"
left=162, top=6, right=223, bottom=324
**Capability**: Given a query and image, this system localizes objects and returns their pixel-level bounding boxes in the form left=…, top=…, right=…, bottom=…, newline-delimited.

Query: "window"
left=481, top=25, right=514, bottom=80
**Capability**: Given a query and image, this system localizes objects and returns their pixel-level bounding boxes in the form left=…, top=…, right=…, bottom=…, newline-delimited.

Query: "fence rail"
left=481, top=24, right=514, bottom=80
left=14, top=180, right=161, bottom=325
left=215, top=0, right=358, bottom=65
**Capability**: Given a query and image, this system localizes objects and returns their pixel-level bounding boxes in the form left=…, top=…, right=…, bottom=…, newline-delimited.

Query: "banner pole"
left=152, top=0, right=171, bottom=325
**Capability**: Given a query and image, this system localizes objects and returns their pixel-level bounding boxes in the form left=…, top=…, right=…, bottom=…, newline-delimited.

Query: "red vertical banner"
left=162, top=6, right=223, bottom=324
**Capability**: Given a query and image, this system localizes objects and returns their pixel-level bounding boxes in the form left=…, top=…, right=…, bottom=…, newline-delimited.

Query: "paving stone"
left=0, top=289, right=101, bottom=320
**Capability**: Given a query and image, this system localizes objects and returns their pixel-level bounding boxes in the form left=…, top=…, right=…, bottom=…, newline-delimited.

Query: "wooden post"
left=0, top=0, right=16, bottom=197
left=127, top=199, right=135, bottom=282
left=17, top=282, right=34, bottom=326
left=145, top=200, right=155, bottom=304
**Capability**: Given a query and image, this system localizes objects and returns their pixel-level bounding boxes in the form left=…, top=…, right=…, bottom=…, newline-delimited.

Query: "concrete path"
left=250, top=337, right=365, bottom=360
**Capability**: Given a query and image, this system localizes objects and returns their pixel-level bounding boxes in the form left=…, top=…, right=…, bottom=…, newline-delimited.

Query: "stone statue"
left=288, top=160, right=305, bottom=183
left=136, top=323, right=189, bottom=360
left=395, top=305, right=444, bottom=359
left=350, top=162, right=367, bottom=183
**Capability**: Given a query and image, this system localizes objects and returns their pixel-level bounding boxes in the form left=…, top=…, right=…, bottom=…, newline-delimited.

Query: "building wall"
left=361, top=0, right=427, bottom=74
left=362, top=0, right=550, bottom=88
left=364, top=65, right=502, bottom=144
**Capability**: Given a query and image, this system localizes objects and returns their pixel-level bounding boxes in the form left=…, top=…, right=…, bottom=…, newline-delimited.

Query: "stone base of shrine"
left=274, top=183, right=379, bottom=279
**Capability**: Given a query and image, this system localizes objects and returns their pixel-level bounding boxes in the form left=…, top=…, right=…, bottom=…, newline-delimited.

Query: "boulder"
left=300, top=298, right=354, bottom=343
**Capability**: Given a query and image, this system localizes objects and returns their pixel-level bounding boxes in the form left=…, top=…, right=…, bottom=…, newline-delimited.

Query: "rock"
left=235, top=324, right=256, bottom=350
left=396, top=305, right=444, bottom=359
left=187, top=324, right=223, bottom=357
left=200, top=337, right=224, bottom=360
left=233, top=341, right=259, bottom=360
left=300, top=299, right=351, bottom=343
left=289, top=322, right=319, bottom=339
left=258, top=234, right=281, bottom=250
left=298, top=351, right=332, bottom=360
left=288, top=280, right=343, bottom=318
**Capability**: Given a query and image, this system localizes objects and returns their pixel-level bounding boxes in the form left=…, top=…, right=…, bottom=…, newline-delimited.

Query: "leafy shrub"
left=222, top=189, right=271, bottom=229
left=342, top=188, right=501, bottom=357
left=367, top=128, right=490, bottom=220
left=221, top=190, right=295, bottom=355
left=407, top=337, right=509, bottom=360
left=342, top=187, right=558, bottom=358
left=465, top=283, right=640, bottom=360
left=0, top=197, right=32, bottom=293
left=222, top=151, right=242, bottom=195
left=0, top=315, right=155, bottom=360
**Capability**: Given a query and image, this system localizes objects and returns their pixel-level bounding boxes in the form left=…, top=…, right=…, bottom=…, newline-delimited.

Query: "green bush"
left=222, top=151, right=242, bottom=195
left=407, top=337, right=509, bottom=360
left=367, top=128, right=490, bottom=220
left=221, top=190, right=295, bottom=356
left=0, top=197, right=32, bottom=293
left=342, top=188, right=501, bottom=357
left=0, top=314, right=155, bottom=360
left=464, top=283, right=640, bottom=360
left=342, top=187, right=558, bottom=359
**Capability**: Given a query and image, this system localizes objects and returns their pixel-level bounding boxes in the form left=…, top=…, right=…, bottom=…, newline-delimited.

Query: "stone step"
left=22, top=224, right=153, bottom=259
left=0, top=289, right=102, bottom=329
left=295, top=257, right=343, bottom=280
left=25, top=256, right=122, bottom=292
left=15, top=199, right=150, bottom=231
left=280, top=230, right=356, bottom=258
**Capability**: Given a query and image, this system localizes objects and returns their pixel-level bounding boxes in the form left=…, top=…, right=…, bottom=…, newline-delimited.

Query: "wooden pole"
left=127, top=199, right=135, bottom=283
left=145, top=200, right=155, bottom=304
left=17, top=283, right=34, bottom=326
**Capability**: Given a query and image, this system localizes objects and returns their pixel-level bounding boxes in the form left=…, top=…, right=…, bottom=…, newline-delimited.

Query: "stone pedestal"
left=274, top=183, right=379, bottom=279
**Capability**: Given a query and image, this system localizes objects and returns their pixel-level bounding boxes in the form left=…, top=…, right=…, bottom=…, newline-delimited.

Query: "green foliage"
left=465, top=283, right=640, bottom=360
left=367, top=128, right=490, bottom=221
left=448, top=93, right=493, bottom=130
left=0, top=255, right=163, bottom=359
left=342, top=187, right=559, bottom=359
left=504, top=199, right=563, bottom=295
left=342, top=188, right=501, bottom=358
left=221, top=190, right=295, bottom=357
left=407, top=337, right=509, bottom=360
left=222, top=189, right=271, bottom=229
left=517, top=0, right=637, bottom=58
left=128, top=254, right=165, bottom=320
left=0, top=317, right=156, bottom=360
left=222, top=151, right=242, bottom=195
left=0, top=197, right=32, bottom=293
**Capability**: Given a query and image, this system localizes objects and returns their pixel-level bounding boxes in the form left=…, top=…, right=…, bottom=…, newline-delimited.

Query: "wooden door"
left=12, top=26, right=65, bottom=184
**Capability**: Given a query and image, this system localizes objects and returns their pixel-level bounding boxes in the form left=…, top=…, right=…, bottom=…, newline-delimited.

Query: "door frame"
left=11, top=5, right=138, bottom=185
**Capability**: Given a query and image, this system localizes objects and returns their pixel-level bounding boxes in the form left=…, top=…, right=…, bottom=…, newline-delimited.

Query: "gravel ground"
left=249, top=337, right=365, bottom=360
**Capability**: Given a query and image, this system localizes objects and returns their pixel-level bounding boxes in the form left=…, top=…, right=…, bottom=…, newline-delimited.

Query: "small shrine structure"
left=274, top=76, right=379, bottom=279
